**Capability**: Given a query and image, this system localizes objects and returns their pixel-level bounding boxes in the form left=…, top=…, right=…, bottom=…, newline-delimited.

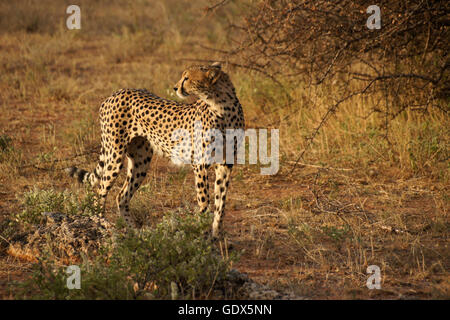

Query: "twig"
left=289, top=79, right=377, bottom=175
left=0, top=234, right=11, bottom=245
left=18, top=150, right=99, bottom=171
left=286, top=161, right=353, bottom=171
left=204, top=0, right=231, bottom=14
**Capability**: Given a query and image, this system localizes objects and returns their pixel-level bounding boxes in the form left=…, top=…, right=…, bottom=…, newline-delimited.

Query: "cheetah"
left=67, top=63, right=244, bottom=238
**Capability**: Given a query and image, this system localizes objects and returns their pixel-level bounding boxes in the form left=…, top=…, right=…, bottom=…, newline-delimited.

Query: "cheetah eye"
left=184, top=77, right=189, bottom=81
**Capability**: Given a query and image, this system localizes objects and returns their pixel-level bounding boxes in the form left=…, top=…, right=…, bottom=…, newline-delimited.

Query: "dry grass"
left=0, top=0, right=448, bottom=299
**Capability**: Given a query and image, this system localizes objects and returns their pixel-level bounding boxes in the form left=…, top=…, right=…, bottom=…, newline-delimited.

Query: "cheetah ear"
left=207, top=67, right=222, bottom=85
left=211, top=62, right=221, bottom=69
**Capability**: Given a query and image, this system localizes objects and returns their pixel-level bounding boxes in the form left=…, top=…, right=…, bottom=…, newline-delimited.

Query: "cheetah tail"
left=65, top=164, right=102, bottom=187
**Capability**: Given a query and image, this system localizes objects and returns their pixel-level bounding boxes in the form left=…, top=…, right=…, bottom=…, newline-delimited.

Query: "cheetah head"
left=173, top=62, right=223, bottom=100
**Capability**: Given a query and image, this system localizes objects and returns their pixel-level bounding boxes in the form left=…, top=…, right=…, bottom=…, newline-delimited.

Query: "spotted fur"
left=67, top=63, right=245, bottom=238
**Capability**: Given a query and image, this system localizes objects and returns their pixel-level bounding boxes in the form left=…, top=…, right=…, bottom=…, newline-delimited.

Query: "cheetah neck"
left=201, top=80, right=239, bottom=117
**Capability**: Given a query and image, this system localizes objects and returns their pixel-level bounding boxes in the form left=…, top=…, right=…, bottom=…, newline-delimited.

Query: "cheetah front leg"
left=193, top=164, right=210, bottom=214
left=212, top=164, right=232, bottom=239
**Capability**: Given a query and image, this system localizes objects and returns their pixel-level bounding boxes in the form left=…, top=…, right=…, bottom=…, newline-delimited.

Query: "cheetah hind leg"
left=211, top=164, right=233, bottom=240
left=116, top=137, right=153, bottom=227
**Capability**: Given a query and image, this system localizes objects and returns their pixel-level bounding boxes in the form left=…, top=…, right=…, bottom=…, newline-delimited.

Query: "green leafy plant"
left=14, top=211, right=237, bottom=299
left=16, top=187, right=102, bottom=227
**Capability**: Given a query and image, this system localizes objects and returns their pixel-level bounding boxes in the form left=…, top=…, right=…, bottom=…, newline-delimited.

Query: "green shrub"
left=16, top=187, right=102, bottom=227
left=14, top=212, right=236, bottom=299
